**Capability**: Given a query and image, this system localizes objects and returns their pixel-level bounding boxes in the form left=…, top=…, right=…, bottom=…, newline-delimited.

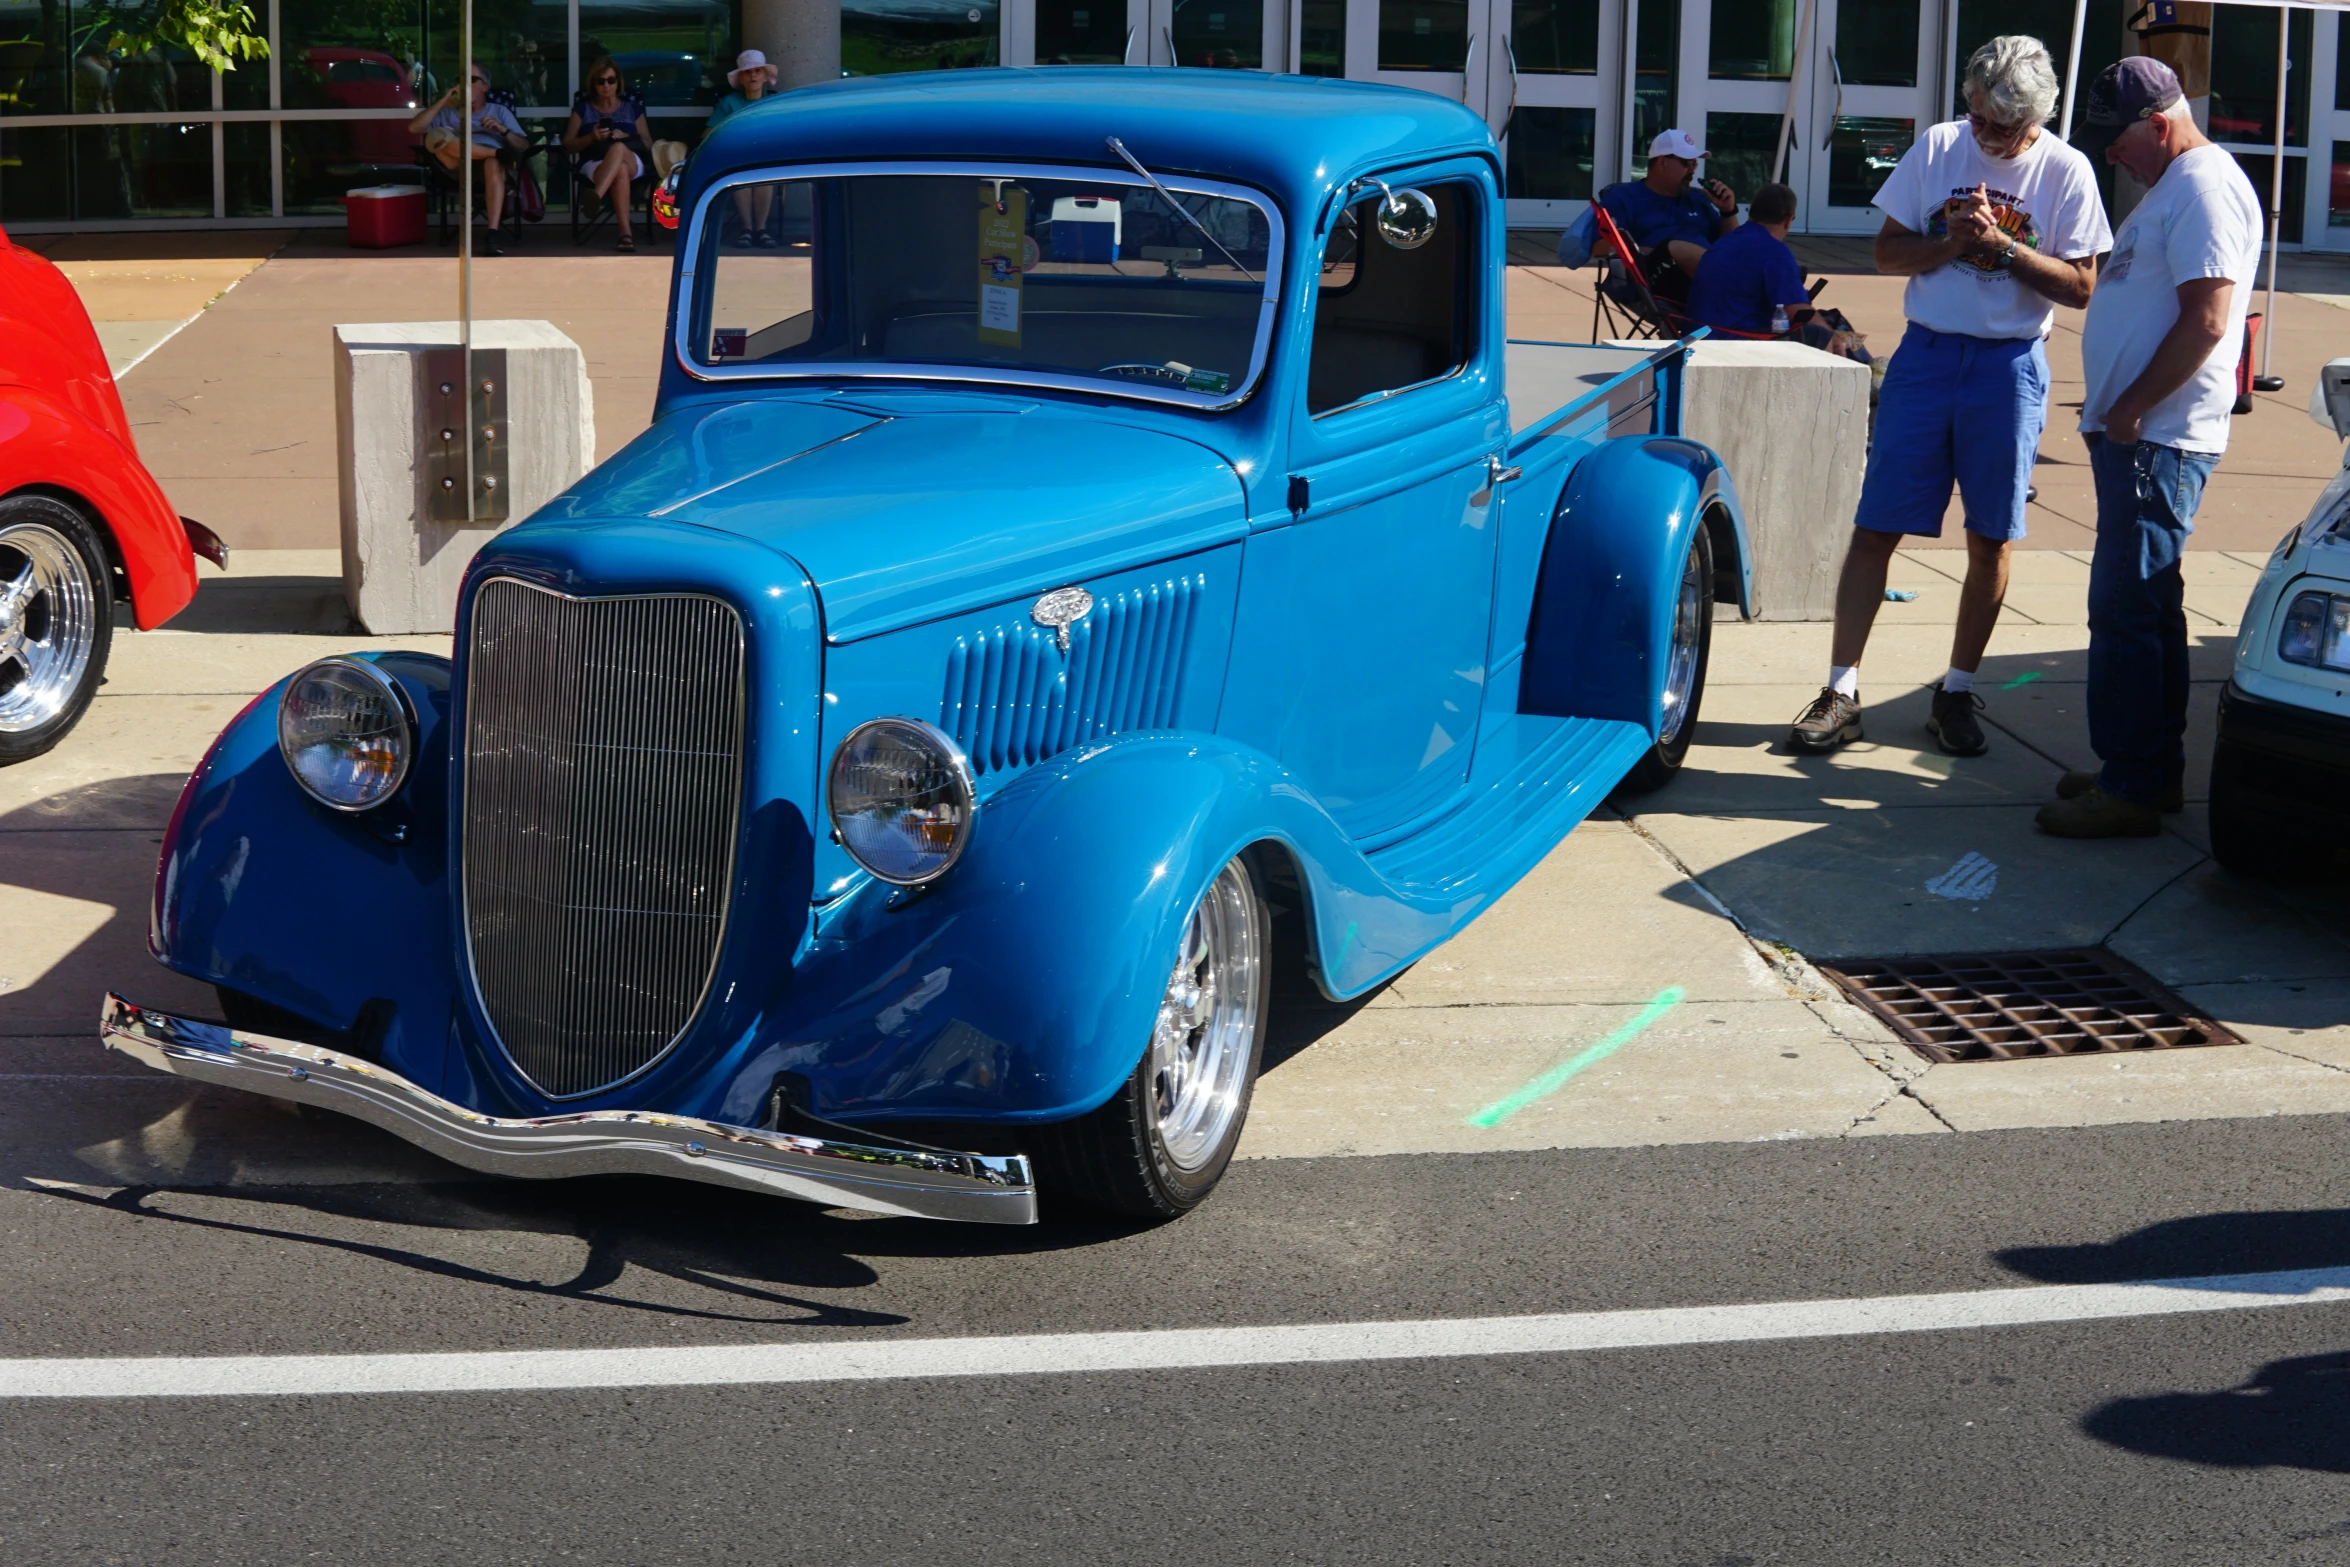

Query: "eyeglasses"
left=593, top=73, right=618, bottom=84
left=1967, top=110, right=2031, bottom=142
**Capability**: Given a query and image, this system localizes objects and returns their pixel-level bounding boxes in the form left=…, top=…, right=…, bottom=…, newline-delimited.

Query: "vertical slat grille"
left=462, top=578, right=745, bottom=1098
left=940, top=575, right=1200, bottom=775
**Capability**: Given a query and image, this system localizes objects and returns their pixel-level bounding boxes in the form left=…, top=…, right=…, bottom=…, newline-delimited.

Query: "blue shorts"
left=1854, top=324, right=2049, bottom=543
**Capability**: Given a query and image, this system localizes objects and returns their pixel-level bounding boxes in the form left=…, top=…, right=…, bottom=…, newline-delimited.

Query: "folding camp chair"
left=1585, top=196, right=1808, bottom=347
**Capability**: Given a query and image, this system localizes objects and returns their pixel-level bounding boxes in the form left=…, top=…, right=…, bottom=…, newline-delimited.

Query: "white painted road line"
left=10, top=1266, right=2350, bottom=1399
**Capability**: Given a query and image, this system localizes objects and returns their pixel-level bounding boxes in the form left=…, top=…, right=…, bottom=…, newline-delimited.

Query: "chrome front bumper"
left=98, top=995, right=1037, bottom=1225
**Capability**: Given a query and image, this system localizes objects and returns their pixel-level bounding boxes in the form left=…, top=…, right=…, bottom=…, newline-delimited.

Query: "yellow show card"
left=977, top=184, right=1028, bottom=347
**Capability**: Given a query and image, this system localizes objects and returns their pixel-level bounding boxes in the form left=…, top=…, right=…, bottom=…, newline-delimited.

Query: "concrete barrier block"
left=334, top=320, right=595, bottom=635
left=1612, top=338, right=1870, bottom=621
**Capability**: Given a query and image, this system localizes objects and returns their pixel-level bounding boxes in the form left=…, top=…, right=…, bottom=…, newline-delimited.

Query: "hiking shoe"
left=2058, top=769, right=2184, bottom=814
left=1926, top=683, right=1988, bottom=756
left=1789, top=687, right=1863, bottom=754
left=2036, top=784, right=2161, bottom=838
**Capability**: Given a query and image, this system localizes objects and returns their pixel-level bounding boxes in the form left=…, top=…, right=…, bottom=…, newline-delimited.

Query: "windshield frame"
left=673, top=159, right=1288, bottom=413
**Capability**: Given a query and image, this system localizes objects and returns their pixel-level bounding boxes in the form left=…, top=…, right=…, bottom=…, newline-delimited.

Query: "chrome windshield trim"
left=99, top=995, right=1038, bottom=1225
left=672, top=158, right=1286, bottom=413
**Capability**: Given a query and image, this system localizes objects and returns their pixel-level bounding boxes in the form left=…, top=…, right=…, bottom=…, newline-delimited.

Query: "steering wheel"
left=1096, top=362, right=1190, bottom=385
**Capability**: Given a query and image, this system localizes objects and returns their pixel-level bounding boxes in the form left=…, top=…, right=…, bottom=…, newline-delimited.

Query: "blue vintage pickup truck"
left=103, top=69, right=1753, bottom=1225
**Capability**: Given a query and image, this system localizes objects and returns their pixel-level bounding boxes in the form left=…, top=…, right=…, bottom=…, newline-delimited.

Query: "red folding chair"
left=1585, top=198, right=1792, bottom=345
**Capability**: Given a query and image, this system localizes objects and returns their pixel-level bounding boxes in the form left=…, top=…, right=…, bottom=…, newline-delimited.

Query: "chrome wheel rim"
left=1657, top=536, right=1705, bottom=747
left=1148, top=859, right=1264, bottom=1173
left=0, top=522, right=100, bottom=735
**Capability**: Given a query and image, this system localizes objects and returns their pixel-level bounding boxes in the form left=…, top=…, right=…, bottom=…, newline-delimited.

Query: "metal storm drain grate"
left=1812, top=948, right=2246, bottom=1065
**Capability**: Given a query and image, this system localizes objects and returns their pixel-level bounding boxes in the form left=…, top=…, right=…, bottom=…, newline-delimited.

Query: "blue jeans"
left=1855, top=324, right=2048, bottom=542
left=2087, top=434, right=2218, bottom=806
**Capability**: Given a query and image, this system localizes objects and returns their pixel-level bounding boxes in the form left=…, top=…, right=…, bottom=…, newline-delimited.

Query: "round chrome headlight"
left=826, top=717, right=974, bottom=886
left=277, top=657, right=414, bottom=812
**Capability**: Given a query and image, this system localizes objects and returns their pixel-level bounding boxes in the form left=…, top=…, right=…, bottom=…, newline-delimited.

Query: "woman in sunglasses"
left=411, top=67, right=527, bottom=254
left=563, top=56, right=652, bottom=250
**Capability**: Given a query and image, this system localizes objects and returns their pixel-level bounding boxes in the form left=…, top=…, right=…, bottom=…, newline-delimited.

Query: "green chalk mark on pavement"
left=1466, top=986, right=1686, bottom=1128
left=2001, top=671, right=2043, bottom=689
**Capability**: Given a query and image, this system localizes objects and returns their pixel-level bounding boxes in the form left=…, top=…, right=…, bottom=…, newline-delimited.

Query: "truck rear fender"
left=1519, top=434, right=1752, bottom=735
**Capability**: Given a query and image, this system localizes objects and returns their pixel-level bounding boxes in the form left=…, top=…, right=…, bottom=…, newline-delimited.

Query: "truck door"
left=1221, top=171, right=1503, bottom=844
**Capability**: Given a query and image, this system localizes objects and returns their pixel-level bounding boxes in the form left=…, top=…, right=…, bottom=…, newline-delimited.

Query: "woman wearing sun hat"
left=706, top=49, right=781, bottom=244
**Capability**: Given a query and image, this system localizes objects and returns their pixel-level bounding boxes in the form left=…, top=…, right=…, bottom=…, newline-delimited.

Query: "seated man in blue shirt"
left=1687, top=182, right=1811, bottom=336
left=1599, top=129, right=1741, bottom=280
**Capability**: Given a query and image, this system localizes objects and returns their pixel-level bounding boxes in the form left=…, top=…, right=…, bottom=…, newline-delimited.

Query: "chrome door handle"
left=1461, top=31, right=1478, bottom=105
left=1489, top=456, right=1523, bottom=484
left=1500, top=35, right=1519, bottom=138
left=1123, top=25, right=1136, bottom=64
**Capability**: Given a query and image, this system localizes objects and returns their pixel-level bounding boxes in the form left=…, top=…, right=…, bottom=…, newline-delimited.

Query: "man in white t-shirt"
left=1789, top=35, right=2110, bottom=762
left=2035, top=57, right=2262, bottom=838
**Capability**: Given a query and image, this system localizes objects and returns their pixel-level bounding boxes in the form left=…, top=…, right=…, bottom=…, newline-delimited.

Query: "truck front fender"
left=1520, top=434, right=1752, bottom=734
left=755, top=731, right=1457, bottom=1127
left=152, top=652, right=461, bottom=1091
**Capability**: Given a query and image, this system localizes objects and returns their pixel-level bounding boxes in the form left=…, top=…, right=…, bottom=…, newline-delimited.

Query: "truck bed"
left=1503, top=339, right=1668, bottom=443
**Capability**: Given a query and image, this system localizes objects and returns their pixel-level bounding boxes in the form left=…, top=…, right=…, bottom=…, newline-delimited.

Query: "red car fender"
left=0, top=225, right=199, bottom=630
left=0, top=387, right=198, bottom=629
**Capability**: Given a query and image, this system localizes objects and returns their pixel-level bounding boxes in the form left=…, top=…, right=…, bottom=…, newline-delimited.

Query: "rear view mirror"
left=1376, top=187, right=1439, bottom=250
left=2309, top=357, right=2350, bottom=439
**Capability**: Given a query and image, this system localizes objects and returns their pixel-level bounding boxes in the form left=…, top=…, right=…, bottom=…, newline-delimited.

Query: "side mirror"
left=1376, top=187, right=1439, bottom=250
left=2310, top=357, right=2350, bottom=440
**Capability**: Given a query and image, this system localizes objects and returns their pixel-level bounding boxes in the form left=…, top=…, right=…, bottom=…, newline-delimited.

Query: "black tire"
left=1028, top=854, right=1272, bottom=1221
left=0, top=493, right=114, bottom=767
left=1616, top=521, right=1714, bottom=794
left=2209, top=745, right=2307, bottom=883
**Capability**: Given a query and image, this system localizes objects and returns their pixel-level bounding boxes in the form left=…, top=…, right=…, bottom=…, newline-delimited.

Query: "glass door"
left=1017, top=0, right=1277, bottom=67
left=1665, top=0, right=1936, bottom=237
left=1489, top=0, right=1616, bottom=224
left=1794, top=0, right=1931, bottom=233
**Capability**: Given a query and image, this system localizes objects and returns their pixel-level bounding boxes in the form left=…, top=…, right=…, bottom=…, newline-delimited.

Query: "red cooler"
left=343, top=185, right=427, bottom=248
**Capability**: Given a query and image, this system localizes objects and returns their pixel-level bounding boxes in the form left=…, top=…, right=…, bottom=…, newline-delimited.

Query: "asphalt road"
left=9, top=1113, right=2350, bottom=1564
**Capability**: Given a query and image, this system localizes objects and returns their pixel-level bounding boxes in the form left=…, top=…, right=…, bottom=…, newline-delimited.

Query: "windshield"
left=681, top=167, right=1282, bottom=408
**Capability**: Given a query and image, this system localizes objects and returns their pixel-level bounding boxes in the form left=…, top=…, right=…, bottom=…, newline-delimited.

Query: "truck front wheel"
left=1029, top=855, right=1270, bottom=1220
left=1616, top=523, right=1713, bottom=794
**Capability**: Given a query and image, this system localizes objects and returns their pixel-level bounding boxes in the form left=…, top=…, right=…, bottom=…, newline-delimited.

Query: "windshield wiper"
left=1104, top=136, right=1259, bottom=286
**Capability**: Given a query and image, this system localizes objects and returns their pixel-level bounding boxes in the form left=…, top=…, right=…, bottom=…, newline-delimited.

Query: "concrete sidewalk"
left=2, top=544, right=2347, bottom=1195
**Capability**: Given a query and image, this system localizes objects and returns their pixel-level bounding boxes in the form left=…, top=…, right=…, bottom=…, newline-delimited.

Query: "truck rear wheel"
left=1029, top=855, right=1269, bottom=1220
left=0, top=494, right=113, bottom=768
left=1616, top=523, right=1713, bottom=794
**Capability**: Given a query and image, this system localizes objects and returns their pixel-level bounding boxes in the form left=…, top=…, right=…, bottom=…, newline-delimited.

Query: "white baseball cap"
left=1647, top=129, right=1705, bottom=161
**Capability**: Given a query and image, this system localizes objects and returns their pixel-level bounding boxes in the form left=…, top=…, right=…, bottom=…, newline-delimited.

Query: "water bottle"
left=1770, top=303, right=1789, bottom=336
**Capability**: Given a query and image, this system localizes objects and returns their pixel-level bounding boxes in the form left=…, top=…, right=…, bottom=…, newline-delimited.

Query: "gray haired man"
left=1789, top=36, right=2109, bottom=759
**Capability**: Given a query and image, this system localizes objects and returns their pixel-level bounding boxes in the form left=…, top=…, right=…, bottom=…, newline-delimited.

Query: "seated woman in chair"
left=411, top=66, right=527, bottom=254
left=564, top=58, right=667, bottom=251
left=705, top=49, right=779, bottom=245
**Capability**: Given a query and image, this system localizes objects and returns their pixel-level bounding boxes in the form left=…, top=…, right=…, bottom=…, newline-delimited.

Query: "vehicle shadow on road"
left=24, top=1171, right=1149, bottom=1327
left=2080, top=1351, right=2350, bottom=1473
left=2002, top=1212, right=2350, bottom=1473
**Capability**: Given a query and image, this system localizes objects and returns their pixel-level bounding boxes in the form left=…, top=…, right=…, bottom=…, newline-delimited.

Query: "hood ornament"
left=1031, top=585, right=1094, bottom=652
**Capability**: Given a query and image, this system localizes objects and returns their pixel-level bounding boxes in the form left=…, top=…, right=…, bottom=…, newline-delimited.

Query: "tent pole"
left=1772, top=0, right=1819, bottom=185
left=2258, top=3, right=2289, bottom=385
left=2058, top=0, right=2088, bottom=140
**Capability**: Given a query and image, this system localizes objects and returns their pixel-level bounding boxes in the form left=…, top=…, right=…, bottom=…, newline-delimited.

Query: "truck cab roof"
left=687, top=67, right=1499, bottom=217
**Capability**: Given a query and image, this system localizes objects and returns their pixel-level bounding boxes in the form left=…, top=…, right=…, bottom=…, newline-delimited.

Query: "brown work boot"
left=1926, top=683, right=1988, bottom=756
left=2057, top=769, right=2184, bottom=814
left=1788, top=686, right=1863, bottom=754
left=2036, top=784, right=2161, bottom=838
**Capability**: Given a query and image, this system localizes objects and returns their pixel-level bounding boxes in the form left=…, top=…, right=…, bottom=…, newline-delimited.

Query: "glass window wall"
left=1035, top=0, right=1124, bottom=64
left=1702, top=109, right=1778, bottom=204
left=1709, top=0, right=1792, bottom=82
left=1630, top=0, right=1676, bottom=162
left=2210, top=3, right=2309, bottom=148
left=1506, top=104, right=1594, bottom=200
left=1171, top=0, right=1261, bottom=70
left=1512, top=0, right=1595, bottom=76
left=1298, top=0, right=1342, bottom=76
left=1378, top=0, right=1466, bottom=73
left=843, top=0, right=997, bottom=75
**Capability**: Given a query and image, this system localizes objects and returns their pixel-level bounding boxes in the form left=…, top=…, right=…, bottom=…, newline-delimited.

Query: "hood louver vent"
left=941, top=574, right=1202, bottom=776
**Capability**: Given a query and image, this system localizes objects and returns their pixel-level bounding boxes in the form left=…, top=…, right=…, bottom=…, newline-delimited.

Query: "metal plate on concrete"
left=420, top=347, right=509, bottom=524
left=1813, top=948, right=2247, bottom=1065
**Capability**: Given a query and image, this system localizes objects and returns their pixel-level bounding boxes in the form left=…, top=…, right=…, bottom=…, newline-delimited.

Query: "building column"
left=745, top=0, right=841, bottom=89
